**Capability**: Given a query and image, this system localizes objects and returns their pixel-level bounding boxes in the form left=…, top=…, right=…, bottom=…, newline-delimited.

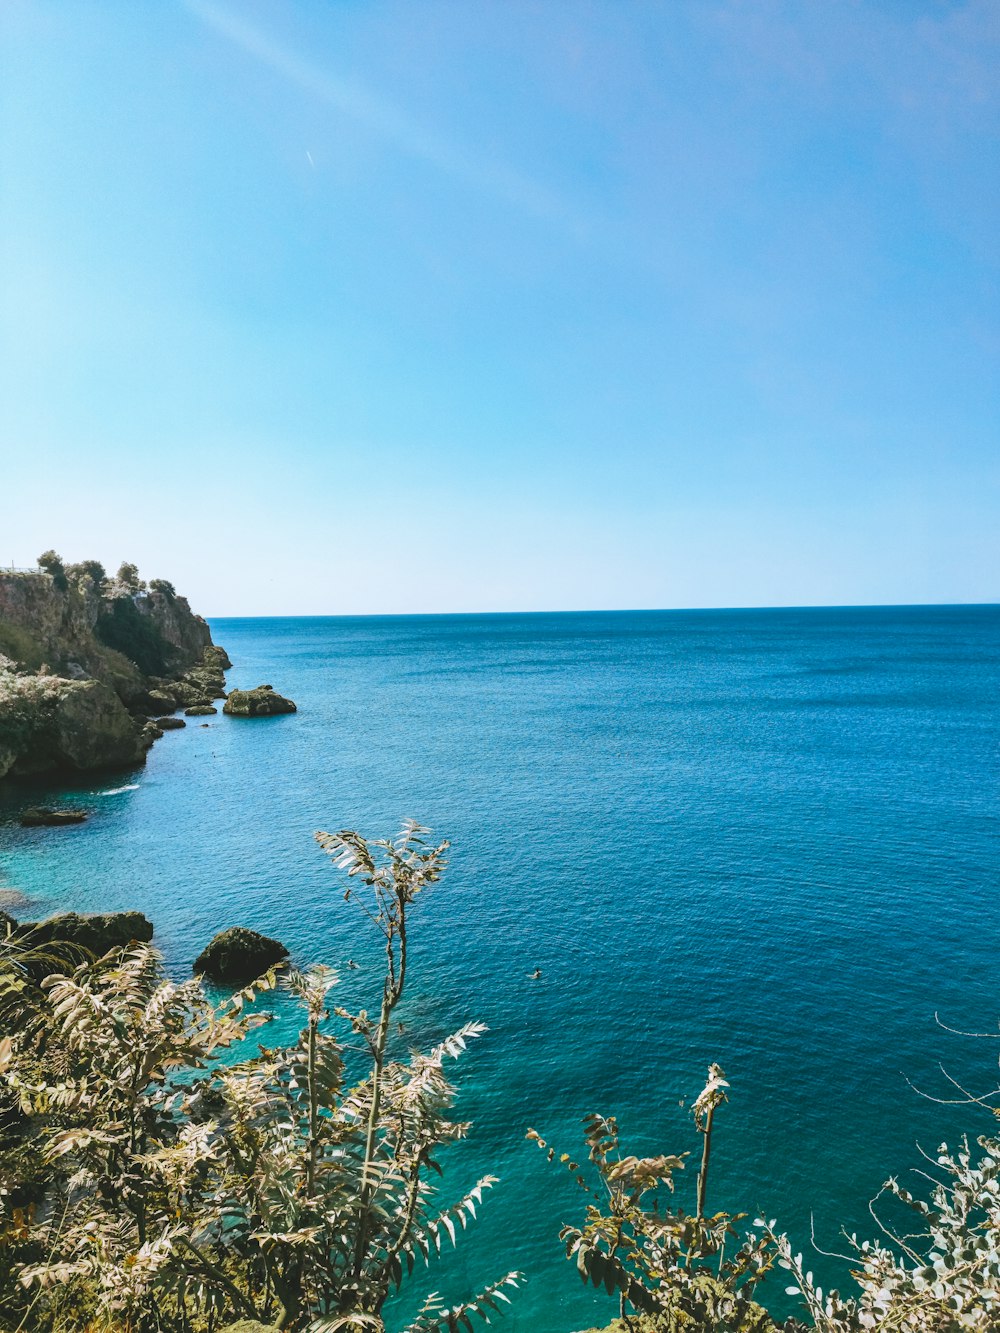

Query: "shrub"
left=0, top=823, right=520, bottom=1333
left=115, top=561, right=146, bottom=594
left=36, top=550, right=67, bottom=593
left=65, top=559, right=107, bottom=592
left=531, top=1066, right=778, bottom=1331
left=542, top=1061, right=1000, bottom=1331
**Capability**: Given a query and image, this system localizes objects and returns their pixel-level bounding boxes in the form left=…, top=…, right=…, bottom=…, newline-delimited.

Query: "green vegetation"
left=64, top=560, right=108, bottom=592
left=35, top=552, right=68, bottom=593
left=1, top=823, right=998, bottom=1331
left=115, top=562, right=147, bottom=595
left=0, top=621, right=44, bottom=672
left=0, top=824, right=519, bottom=1332
left=533, top=1041, right=1000, bottom=1330
left=94, top=596, right=172, bottom=676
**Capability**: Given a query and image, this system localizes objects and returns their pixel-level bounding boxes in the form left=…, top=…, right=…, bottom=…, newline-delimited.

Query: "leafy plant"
left=0, top=823, right=520, bottom=1333
left=36, top=551, right=68, bottom=593
left=115, top=562, right=147, bottom=595
left=530, top=1065, right=777, bottom=1332
left=766, top=1046, right=1000, bottom=1331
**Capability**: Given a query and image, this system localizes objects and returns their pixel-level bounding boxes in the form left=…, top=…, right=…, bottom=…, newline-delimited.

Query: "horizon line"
left=204, top=600, right=1000, bottom=620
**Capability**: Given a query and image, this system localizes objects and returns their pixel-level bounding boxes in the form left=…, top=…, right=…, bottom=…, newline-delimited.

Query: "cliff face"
left=0, top=570, right=228, bottom=780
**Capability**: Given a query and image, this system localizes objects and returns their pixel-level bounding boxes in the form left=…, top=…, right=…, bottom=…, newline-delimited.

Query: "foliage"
left=0, top=621, right=44, bottom=671
left=115, top=562, right=147, bottom=595
left=0, top=668, right=76, bottom=756
left=0, top=823, right=520, bottom=1333
left=530, top=1065, right=777, bottom=1332
left=36, top=551, right=68, bottom=593
left=65, top=560, right=107, bottom=593
left=541, top=1057, right=1000, bottom=1333
left=4, top=819, right=998, bottom=1332
left=765, top=1122, right=1000, bottom=1329
left=149, top=578, right=176, bottom=600
left=94, top=596, right=172, bottom=675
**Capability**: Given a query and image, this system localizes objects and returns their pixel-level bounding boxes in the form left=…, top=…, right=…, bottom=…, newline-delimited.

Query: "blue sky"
left=1, top=0, right=997, bottom=614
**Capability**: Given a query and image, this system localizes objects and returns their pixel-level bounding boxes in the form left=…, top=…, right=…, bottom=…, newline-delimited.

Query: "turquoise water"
left=1, top=606, right=998, bottom=1329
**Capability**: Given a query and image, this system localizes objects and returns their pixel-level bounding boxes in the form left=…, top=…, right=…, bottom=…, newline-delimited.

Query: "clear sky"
left=1, top=0, right=997, bottom=615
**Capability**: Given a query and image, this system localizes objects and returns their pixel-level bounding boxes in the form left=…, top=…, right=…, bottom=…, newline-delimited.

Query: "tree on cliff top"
left=64, top=557, right=108, bottom=594
left=36, top=550, right=68, bottom=592
left=115, top=561, right=146, bottom=595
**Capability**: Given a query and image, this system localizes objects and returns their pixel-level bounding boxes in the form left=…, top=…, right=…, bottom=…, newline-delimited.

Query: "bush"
left=36, top=550, right=67, bottom=593
left=0, top=823, right=520, bottom=1333
left=65, top=559, right=107, bottom=592
left=115, top=561, right=146, bottom=594
left=540, top=1062, right=1000, bottom=1331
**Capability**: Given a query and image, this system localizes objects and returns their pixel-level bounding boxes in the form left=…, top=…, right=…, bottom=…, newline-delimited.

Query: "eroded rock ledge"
left=0, top=562, right=230, bottom=779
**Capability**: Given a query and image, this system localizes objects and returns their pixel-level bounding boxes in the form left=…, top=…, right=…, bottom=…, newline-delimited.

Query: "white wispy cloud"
left=183, top=0, right=568, bottom=224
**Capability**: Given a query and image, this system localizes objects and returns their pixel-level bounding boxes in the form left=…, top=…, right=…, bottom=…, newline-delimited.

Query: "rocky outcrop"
left=185, top=704, right=217, bottom=716
left=0, top=566, right=229, bottom=780
left=143, top=689, right=179, bottom=715
left=223, top=685, right=297, bottom=717
left=193, top=926, right=289, bottom=982
left=156, top=716, right=186, bottom=730
left=20, top=807, right=87, bottom=826
left=15, top=909, right=154, bottom=956
left=134, top=586, right=212, bottom=671
left=0, top=674, right=155, bottom=778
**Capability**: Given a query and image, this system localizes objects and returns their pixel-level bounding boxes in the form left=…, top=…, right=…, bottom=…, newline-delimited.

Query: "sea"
left=1, top=606, right=998, bottom=1330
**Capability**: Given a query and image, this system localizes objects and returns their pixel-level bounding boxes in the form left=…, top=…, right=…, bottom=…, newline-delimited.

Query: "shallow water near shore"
left=1, top=605, right=998, bottom=1329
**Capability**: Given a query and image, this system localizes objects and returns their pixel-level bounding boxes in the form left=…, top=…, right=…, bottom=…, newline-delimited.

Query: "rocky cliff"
left=0, top=564, right=230, bottom=780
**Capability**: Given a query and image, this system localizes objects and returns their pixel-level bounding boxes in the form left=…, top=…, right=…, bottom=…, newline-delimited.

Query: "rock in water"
left=144, top=689, right=179, bottom=714
left=223, top=685, right=297, bottom=717
left=21, top=910, right=154, bottom=955
left=185, top=704, right=217, bottom=715
left=20, top=807, right=87, bottom=826
left=193, top=926, right=289, bottom=983
left=156, top=716, right=186, bottom=729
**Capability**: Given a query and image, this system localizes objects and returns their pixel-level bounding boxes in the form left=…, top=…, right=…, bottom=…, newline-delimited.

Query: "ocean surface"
left=1, top=606, right=998, bottom=1329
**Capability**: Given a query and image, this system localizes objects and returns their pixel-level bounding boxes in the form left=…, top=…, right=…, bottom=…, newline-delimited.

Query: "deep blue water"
left=1, top=606, right=998, bottom=1329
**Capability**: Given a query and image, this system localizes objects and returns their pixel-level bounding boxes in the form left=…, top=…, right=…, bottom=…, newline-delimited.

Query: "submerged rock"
left=223, top=685, right=297, bottom=717
left=193, top=926, right=289, bottom=983
left=0, top=887, right=31, bottom=914
left=20, top=807, right=87, bottom=826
